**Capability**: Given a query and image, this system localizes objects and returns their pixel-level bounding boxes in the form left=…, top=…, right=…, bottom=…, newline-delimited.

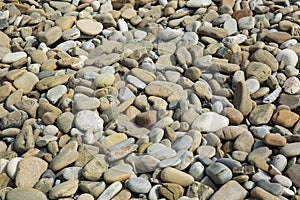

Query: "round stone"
left=76, top=19, right=103, bottom=36
left=127, top=177, right=152, bottom=194
left=74, top=110, right=104, bottom=132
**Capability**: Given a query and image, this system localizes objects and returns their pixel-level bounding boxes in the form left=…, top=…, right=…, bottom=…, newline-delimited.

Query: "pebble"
left=74, top=110, right=104, bottom=132
left=2, top=52, right=27, bottom=63
left=210, top=180, right=247, bottom=200
left=127, top=177, right=152, bottom=194
left=191, top=112, right=229, bottom=132
left=160, top=167, right=194, bottom=187
left=76, top=19, right=103, bottom=36
left=6, top=188, right=47, bottom=200
left=280, top=142, right=300, bottom=157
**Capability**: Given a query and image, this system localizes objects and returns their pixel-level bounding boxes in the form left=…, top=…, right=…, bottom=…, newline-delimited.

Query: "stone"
left=36, top=74, right=69, bottom=91
left=189, top=162, right=205, bottom=181
left=159, top=183, right=184, bottom=200
left=6, top=188, right=47, bottom=200
left=250, top=187, right=280, bottom=200
left=82, top=154, right=108, bottom=181
left=13, top=71, right=39, bottom=94
left=0, top=110, right=28, bottom=129
left=191, top=112, right=229, bottom=132
left=74, top=110, right=103, bottom=132
left=205, top=163, right=233, bottom=186
left=13, top=125, right=35, bottom=154
left=0, top=31, right=10, bottom=47
left=46, top=85, right=68, bottom=104
left=249, top=104, right=275, bottom=125
left=233, top=131, right=254, bottom=152
left=277, top=49, right=298, bottom=68
left=29, top=50, right=48, bottom=64
left=246, top=62, right=272, bottom=83
left=127, top=177, right=152, bottom=194
left=55, top=16, right=76, bottom=31
left=147, top=143, right=176, bottom=160
left=210, top=180, right=248, bottom=200
left=94, top=72, right=115, bottom=88
left=145, top=81, right=183, bottom=98
left=198, top=27, right=228, bottom=40
left=73, top=93, right=100, bottom=110
left=50, top=141, right=79, bottom=171
left=103, top=164, right=133, bottom=183
left=263, top=133, right=286, bottom=147
left=250, top=49, right=278, bottom=71
left=39, top=26, right=62, bottom=46
left=186, top=182, right=214, bottom=199
left=247, top=147, right=272, bottom=171
left=233, top=81, right=252, bottom=116
left=97, top=181, right=122, bottom=200
left=238, top=17, right=255, bottom=30
left=246, top=78, right=260, bottom=94
left=6, top=157, right=22, bottom=179
left=222, top=107, right=243, bottom=125
left=283, top=77, right=300, bottom=94
left=62, top=27, right=81, bottom=40
left=2, top=52, right=27, bottom=64
left=280, top=142, right=300, bottom=157
left=49, top=180, right=78, bottom=199
left=286, top=164, right=300, bottom=187
left=135, top=110, right=157, bottom=127
left=15, top=157, right=48, bottom=188
left=0, top=85, right=11, bottom=103
left=264, top=31, right=291, bottom=44
left=77, top=19, right=103, bottom=36
left=272, top=110, right=299, bottom=128
left=160, top=167, right=194, bottom=187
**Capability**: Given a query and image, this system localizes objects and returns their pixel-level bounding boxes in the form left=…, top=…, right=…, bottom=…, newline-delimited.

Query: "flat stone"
left=198, top=27, right=228, bottom=40
left=127, top=177, right=152, bottom=194
left=29, top=49, right=48, bottom=64
left=272, top=110, right=299, bottom=128
left=97, top=181, right=122, bottom=200
left=145, top=81, right=183, bottom=98
left=246, top=62, right=272, bottom=83
left=283, top=76, right=300, bottom=94
left=263, top=133, right=286, bottom=147
left=77, top=19, right=103, bottom=36
left=280, top=142, right=300, bottom=157
left=222, top=107, right=244, bottom=125
left=39, top=26, right=62, bottom=46
left=74, top=110, right=103, bottom=132
left=205, top=163, right=233, bottom=186
left=250, top=49, right=278, bottom=71
left=186, top=182, right=214, bottom=199
left=264, top=31, right=291, bottom=44
left=46, top=85, right=68, bottom=104
left=49, top=180, right=78, bottom=199
left=233, top=131, right=254, bottom=152
left=238, top=16, right=255, bottom=30
left=233, top=81, right=252, bottom=116
left=73, top=93, right=100, bottom=111
left=36, top=74, right=69, bottom=91
left=160, top=167, right=194, bottom=187
left=286, top=164, right=300, bottom=187
left=0, top=31, right=11, bottom=47
left=250, top=187, right=279, bottom=200
left=13, top=125, right=35, bottom=154
left=147, top=143, right=176, bottom=160
left=15, top=157, right=48, bottom=188
left=6, top=157, right=22, bottom=179
left=82, top=154, right=108, bottom=181
left=50, top=141, right=79, bottom=171
left=2, top=52, right=27, bottom=63
left=55, top=16, right=76, bottom=31
left=6, top=188, right=47, bottom=200
left=0, top=110, right=28, bottom=129
left=159, top=183, right=184, bottom=200
left=210, top=180, right=247, bottom=200
left=94, top=72, right=115, bottom=88
left=249, top=104, right=275, bottom=125
left=277, top=49, right=298, bottom=68
left=192, top=112, right=229, bottom=132
left=103, top=164, right=133, bottom=183
left=247, top=147, right=272, bottom=171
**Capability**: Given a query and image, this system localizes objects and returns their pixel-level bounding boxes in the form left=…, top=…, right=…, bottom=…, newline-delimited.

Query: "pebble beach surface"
left=1, top=0, right=300, bottom=199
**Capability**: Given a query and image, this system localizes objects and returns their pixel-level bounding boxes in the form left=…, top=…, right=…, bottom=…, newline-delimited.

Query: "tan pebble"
left=160, top=167, right=194, bottom=187
left=263, top=133, right=286, bottom=147
left=112, top=189, right=131, bottom=200
left=272, top=109, right=299, bottom=128
left=42, top=112, right=58, bottom=125
left=159, top=183, right=184, bottom=200
left=55, top=16, right=76, bottom=31
left=222, top=107, right=244, bottom=125
left=251, top=187, right=280, bottom=200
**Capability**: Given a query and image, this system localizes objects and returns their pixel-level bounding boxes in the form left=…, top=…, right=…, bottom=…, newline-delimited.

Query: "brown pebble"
left=263, top=133, right=286, bottom=147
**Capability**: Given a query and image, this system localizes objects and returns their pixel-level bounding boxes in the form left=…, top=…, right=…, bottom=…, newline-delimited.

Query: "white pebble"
left=246, top=78, right=260, bottom=94
left=276, top=49, right=298, bottom=67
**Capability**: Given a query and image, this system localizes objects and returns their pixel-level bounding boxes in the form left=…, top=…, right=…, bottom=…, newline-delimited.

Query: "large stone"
left=6, top=188, right=47, bottom=200
left=233, top=81, right=252, bottom=116
left=191, top=112, right=229, bottom=132
left=210, top=180, right=248, bottom=200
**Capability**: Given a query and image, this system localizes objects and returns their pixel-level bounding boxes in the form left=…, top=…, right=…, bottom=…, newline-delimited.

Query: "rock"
left=0, top=110, right=28, bottom=129
left=263, top=133, right=286, bottom=147
left=283, top=76, right=300, bottom=94
left=210, top=180, right=248, bottom=200
left=97, top=181, right=122, bottom=200
left=13, top=125, right=35, bottom=154
left=29, top=50, right=48, bottom=64
left=191, top=112, right=229, bottom=132
left=147, top=143, right=177, bottom=160
left=222, top=107, right=244, bottom=125
left=264, top=31, right=291, bottom=44
left=82, top=154, right=108, bottom=181
left=251, top=187, right=280, bottom=200
left=233, top=131, right=254, bottom=152
left=6, top=188, right=47, bottom=200
left=198, top=27, right=228, bottom=40
left=46, top=85, right=68, bottom=104
left=286, top=164, right=300, bottom=187
left=205, top=163, right=233, bottom=186
left=2, top=52, right=27, bottom=64
left=238, top=17, right=255, bottom=30
left=74, top=110, right=104, bottom=132
left=15, top=157, right=48, bottom=188
left=246, top=62, right=272, bottom=83
left=55, top=16, right=76, bottom=31
left=233, top=81, right=252, bottom=116
left=94, top=72, right=115, bottom=88
left=127, top=177, right=152, bottom=194
left=77, top=19, right=103, bottom=36
left=272, top=110, right=299, bottom=128
left=250, top=49, right=278, bottom=71
left=159, top=183, right=184, bottom=200
left=50, top=141, right=79, bottom=171
left=39, top=26, right=62, bottom=46
left=246, top=78, right=260, bottom=94
left=248, top=104, right=275, bottom=125
left=247, top=147, right=272, bottom=171
left=0, top=31, right=11, bottom=47
left=36, top=74, right=69, bottom=91
left=160, top=167, right=194, bottom=187
left=280, top=142, right=300, bottom=157
left=189, top=162, right=205, bottom=181
left=49, top=180, right=78, bottom=199
left=186, top=182, right=214, bottom=199
left=277, top=49, right=298, bottom=68
left=73, top=93, right=100, bottom=110
left=145, top=81, right=183, bottom=98
left=135, top=110, right=157, bottom=127
left=6, top=157, right=22, bottom=179
left=103, top=164, right=133, bottom=183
